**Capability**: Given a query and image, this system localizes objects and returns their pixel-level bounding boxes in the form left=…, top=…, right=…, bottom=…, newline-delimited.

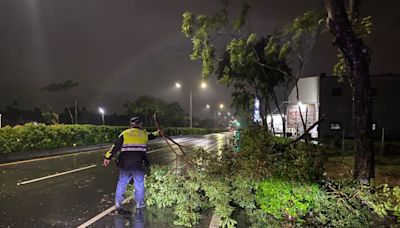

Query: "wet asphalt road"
left=0, top=133, right=229, bottom=228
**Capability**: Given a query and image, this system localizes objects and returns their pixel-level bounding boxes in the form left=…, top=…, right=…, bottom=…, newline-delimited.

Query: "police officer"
left=103, top=117, right=159, bottom=214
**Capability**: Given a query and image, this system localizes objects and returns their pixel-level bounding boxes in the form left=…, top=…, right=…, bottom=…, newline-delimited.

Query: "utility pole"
left=213, top=109, right=216, bottom=129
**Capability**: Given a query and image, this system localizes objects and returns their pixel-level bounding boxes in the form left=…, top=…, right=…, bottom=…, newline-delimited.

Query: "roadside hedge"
left=0, top=123, right=222, bottom=153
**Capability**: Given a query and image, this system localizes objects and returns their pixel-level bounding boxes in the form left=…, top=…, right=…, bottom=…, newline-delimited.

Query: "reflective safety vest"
left=120, top=128, right=149, bottom=152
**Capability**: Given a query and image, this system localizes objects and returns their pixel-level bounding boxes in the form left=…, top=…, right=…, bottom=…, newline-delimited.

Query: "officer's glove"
left=153, top=129, right=161, bottom=137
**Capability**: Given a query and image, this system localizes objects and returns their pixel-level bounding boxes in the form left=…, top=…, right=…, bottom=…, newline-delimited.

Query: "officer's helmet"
left=130, top=117, right=142, bottom=126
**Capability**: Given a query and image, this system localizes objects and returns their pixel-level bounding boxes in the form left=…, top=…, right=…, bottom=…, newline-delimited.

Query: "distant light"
left=297, top=101, right=302, bottom=106
left=206, top=104, right=210, bottom=109
left=175, top=82, right=181, bottom=88
left=219, top=104, right=224, bottom=109
left=227, top=112, right=231, bottom=116
left=98, top=107, right=105, bottom=114
left=200, top=82, right=207, bottom=89
left=224, top=116, right=227, bottom=119
left=218, top=112, right=221, bottom=116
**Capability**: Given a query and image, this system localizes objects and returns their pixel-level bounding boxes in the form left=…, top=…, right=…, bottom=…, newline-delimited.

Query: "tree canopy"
left=124, top=95, right=188, bottom=127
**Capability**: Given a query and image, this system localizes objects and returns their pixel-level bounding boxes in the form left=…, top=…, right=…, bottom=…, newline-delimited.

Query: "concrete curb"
left=0, top=143, right=111, bottom=164
left=208, top=214, right=221, bottom=228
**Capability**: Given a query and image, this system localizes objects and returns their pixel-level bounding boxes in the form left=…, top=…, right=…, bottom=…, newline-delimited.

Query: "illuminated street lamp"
left=205, top=103, right=226, bottom=129
left=98, top=107, right=105, bottom=125
left=175, top=81, right=208, bottom=128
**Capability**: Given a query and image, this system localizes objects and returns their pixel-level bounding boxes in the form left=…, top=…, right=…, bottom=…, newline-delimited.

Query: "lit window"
left=330, top=123, right=341, bottom=130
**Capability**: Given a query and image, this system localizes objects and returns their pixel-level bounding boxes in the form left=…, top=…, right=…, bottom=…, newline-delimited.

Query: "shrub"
left=358, top=184, right=400, bottom=223
left=0, top=123, right=221, bottom=153
left=238, top=125, right=323, bottom=182
left=256, top=179, right=320, bottom=222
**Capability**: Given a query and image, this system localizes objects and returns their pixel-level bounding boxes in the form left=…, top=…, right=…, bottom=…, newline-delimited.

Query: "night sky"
left=0, top=0, right=399, bottom=118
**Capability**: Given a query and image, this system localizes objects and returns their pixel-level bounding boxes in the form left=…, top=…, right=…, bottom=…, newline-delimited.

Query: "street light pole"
left=213, top=109, right=216, bottom=129
left=176, top=81, right=207, bottom=129
left=206, top=103, right=225, bottom=129
left=0, top=113, right=2, bottom=128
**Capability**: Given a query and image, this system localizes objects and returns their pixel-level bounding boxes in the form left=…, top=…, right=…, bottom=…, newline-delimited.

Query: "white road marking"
left=17, top=164, right=97, bottom=186
left=76, top=196, right=133, bottom=228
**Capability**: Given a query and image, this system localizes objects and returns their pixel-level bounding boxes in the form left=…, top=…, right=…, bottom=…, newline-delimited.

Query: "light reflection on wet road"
left=0, top=133, right=228, bottom=228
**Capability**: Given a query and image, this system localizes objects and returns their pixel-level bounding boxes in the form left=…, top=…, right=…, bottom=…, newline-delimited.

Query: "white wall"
left=288, top=76, right=319, bottom=104
left=287, top=76, right=320, bottom=138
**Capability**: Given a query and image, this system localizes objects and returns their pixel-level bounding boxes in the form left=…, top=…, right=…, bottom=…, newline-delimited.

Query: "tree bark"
left=270, top=87, right=286, bottom=137
left=325, top=0, right=374, bottom=182
left=66, top=106, right=74, bottom=124
left=74, top=98, right=78, bottom=124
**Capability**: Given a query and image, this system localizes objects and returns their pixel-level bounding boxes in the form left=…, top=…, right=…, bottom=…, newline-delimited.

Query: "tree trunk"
left=266, top=99, right=275, bottom=134
left=271, top=89, right=286, bottom=137
left=66, top=106, right=74, bottom=124
left=74, top=98, right=78, bottom=124
left=325, top=0, right=374, bottom=182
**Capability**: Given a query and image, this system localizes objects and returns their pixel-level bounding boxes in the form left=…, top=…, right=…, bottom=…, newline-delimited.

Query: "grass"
left=319, top=137, right=400, bottom=186
left=324, top=154, right=400, bottom=186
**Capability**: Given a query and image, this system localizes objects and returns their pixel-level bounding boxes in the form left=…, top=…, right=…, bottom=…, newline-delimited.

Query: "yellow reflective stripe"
left=104, top=145, right=114, bottom=159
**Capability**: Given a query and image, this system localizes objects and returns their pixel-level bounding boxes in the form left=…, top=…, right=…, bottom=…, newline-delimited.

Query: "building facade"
left=284, top=74, right=400, bottom=139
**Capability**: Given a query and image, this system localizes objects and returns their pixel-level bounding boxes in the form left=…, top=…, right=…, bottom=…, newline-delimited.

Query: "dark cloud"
left=41, top=80, right=78, bottom=92
left=0, top=0, right=399, bottom=118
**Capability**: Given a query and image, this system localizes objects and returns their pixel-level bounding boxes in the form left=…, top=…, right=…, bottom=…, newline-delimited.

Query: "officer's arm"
left=104, top=135, right=124, bottom=160
left=147, top=130, right=160, bottom=141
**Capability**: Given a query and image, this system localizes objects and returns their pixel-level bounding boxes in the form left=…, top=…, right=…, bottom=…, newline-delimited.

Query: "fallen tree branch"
left=293, top=114, right=326, bottom=144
